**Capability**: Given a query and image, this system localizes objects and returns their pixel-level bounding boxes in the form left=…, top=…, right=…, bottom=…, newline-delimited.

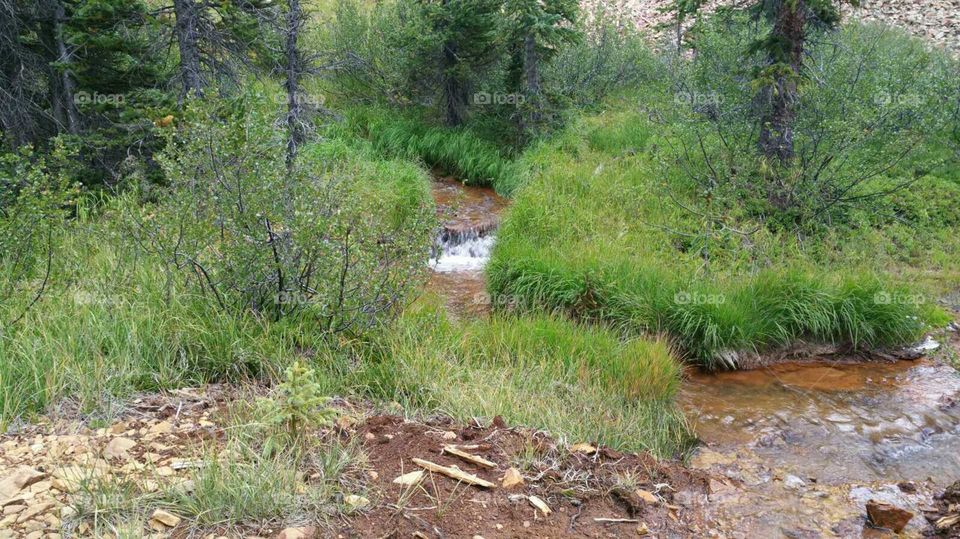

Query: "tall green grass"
left=487, top=104, right=951, bottom=369
left=0, top=226, right=304, bottom=424
left=348, top=108, right=525, bottom=194
left=351, top=298, right=693, bottom=457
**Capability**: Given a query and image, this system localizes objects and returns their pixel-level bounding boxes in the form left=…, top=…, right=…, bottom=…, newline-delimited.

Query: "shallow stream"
left=427, top=176, right=960, bottom=537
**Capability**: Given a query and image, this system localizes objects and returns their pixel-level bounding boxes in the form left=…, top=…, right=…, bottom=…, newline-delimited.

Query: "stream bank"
left=427, top=175, right=960, bottom=537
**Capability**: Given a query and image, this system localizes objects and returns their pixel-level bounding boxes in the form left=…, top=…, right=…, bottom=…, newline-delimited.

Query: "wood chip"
left=593, top=517, right=639, bottom=523
left=528, top=495, right=551, bottom=515
left=936, top=513, right=960, bottom=530
left=411, top=458, right=495, bottom=488
left=442, top=445, right=497, bottom=469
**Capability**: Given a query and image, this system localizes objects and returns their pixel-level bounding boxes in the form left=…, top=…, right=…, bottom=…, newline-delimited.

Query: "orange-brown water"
left=427, top=175, right=508, bottom=315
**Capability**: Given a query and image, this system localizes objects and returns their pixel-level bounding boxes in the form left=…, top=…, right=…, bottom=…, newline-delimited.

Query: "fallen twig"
left=442, top=445, right=497, bottom=469
left=411, top=458, right=495, bottom=488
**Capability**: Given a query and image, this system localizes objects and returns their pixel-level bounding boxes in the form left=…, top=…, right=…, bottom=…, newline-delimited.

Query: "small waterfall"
left=429, top=225, right=497, bottom=273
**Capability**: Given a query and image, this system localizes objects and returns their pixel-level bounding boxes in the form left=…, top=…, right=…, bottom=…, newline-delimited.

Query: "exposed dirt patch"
left=1, top=388, right=709, bottom=538
left=338, top=415, right=709, bottom=538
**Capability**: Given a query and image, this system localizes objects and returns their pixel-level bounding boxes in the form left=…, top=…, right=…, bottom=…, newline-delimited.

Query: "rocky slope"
left=583, top=0, right=960, bottom=53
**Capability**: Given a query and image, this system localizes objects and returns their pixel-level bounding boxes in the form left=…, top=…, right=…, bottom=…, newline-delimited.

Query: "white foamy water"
left=429, top=230, right=496, bottom=273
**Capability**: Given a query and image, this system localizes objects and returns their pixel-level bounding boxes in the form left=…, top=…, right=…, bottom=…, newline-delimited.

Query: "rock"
left=148, top=421, right=173, bottom=435
left=17, top=501, right=53, bottom=523
left=866, top=500, right=913, bottom=533
left=51, top=463, right=108, bottom=493
left=344, top=495, right=369, bottom=510
left=784, top=475, right=806, bottom=490
left=149, top=509, right=182, bottom=528
left=635, top=489, right=658, bottom=504
left=103, top=437, right=136, bottom=460
left=0, top=468, right=46, bottom=500
left=569, top=443, right=597, bottom=455
left=942, top=480, right=960, bottom=504
left=528, top=495, right=551, bottom=515
left=392, top=471, right=425, bottom=486
left=502, top=468, right=524, bottom=489
left=2, top=505, right=24, bottom=515
left=275, top=527, right=316, bottom=539
left=897, top=481, right=917, bottom=494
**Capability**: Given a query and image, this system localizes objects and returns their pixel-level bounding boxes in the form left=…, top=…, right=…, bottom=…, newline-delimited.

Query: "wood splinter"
left=411, top=458, right=495, bottom=488
left=442, top=445, right=497, bottom=469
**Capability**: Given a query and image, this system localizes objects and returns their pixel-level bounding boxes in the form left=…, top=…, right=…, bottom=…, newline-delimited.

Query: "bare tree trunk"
left=757, top=0, right=806, bottom=167
left=0, top=0, right=37, bottom=147
left=173, top=0, right=204, bottom=101
left=284, top=0, right=305, bottom=171
left=441, top=41, right=467, bottom=127
left=52, top=0, right=78, bottom=134
left=522, top=32, right=542, bottom=129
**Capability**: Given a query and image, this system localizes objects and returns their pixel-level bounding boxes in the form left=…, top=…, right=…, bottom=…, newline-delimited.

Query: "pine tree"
left=503, top=0, right=578, bottom=134
left=420, top=0, right=502, bottom=127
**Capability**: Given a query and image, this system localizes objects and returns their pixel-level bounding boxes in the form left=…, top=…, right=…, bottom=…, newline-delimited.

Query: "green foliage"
left=666, top=15, right=960, bottom=229
left=258, top=361, right=337, bottom=445
left=352, top=108, right=523, bottom=193
left=0, top=143, right=80, bottom=326
left=144, top=93, right=434, bottom=329
left=165, top=401, right=357, bottom=530
left=362, top=299, right=693, bottom=457
left=488, top=64, right=952, bottom=368
left=544, top=12, right=661, bottom=109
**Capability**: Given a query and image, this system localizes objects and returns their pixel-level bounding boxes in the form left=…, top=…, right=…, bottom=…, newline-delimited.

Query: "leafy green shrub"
left=662, top=15, right=960, bottom=230
left=544, top=8, right=661, bottom=109
left=0, top=143, right=79, bottom=328
left=142, top=95, right=434, bottom=332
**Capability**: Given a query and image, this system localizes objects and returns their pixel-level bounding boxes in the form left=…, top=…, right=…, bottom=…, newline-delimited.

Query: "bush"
left=142, top=95, right=434, bottom=333
left=0, top=143, right=79, bottom=328
left=661, top=15, right=960, bottom=230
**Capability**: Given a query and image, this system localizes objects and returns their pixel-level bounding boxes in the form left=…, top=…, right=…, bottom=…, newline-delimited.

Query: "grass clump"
left=482, top=20, right=959, bottom=369
left=488, top=136, right=948, bottom=368
left=350, top=108, right=524, bottom=194
left=358, top=298, right=693, bottom=457
left=167, top=367, right=362, bottom=533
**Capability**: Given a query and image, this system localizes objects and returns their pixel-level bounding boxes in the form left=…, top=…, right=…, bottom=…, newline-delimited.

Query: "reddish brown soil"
left=335, top=415, right=709, bottom=538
